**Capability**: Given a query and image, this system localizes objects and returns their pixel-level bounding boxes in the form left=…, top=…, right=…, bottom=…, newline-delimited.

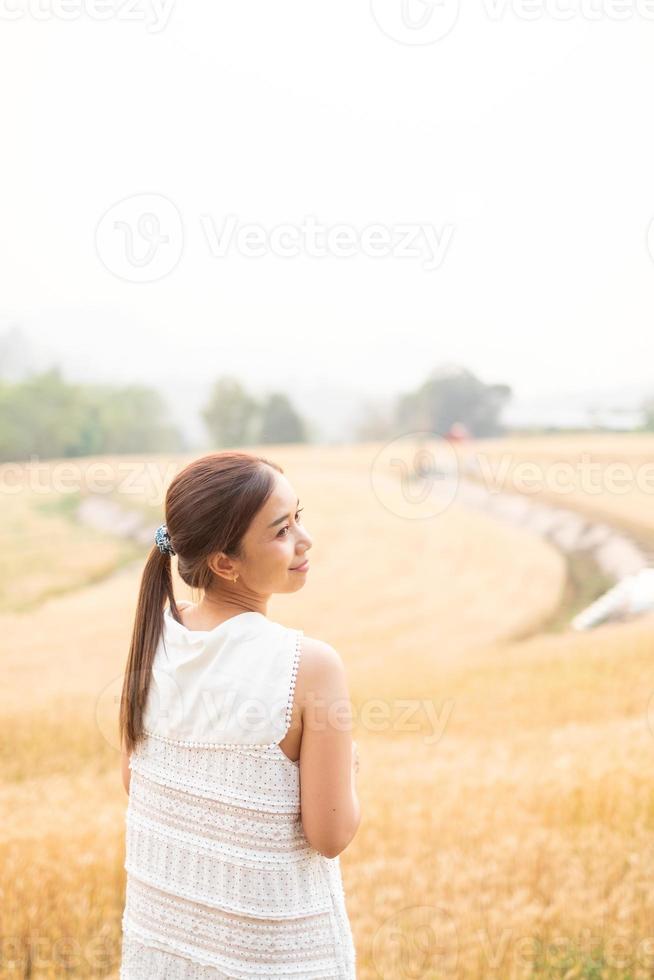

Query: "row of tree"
left=0, top=368, right=311, bottom=462
left=0, top=363, right=517, bottom=461
left=201, top=378, right=309, bottom=448
left=21, top=360, right=654, bottom=459
left=395, top=365, right=511, bottom=439
left=0, top=368, right=182, bottom=461
left=3, top=326, right=654, bottom=461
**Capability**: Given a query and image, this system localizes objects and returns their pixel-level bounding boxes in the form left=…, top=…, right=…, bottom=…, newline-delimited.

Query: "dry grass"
left=2, top=441, right=653, bottom=978
left=0, top=460, right=142, bottom=613
left=458, top=432, right=654, bottom=546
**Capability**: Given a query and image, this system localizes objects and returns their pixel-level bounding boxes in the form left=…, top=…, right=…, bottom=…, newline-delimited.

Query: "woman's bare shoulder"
left=296, top=635, right=348, bottom=696
left=294, top=635, right=352, bottom=734
left=298, top=634, right=345, bottom=667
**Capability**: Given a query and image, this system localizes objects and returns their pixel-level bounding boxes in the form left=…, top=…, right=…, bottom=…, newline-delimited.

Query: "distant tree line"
left=0, top=367, right=183, bottom=462
left=356, top=364, right=512, bottom=441
left=6, top=325, right=654, bottom=455
left=201, top=377, right=310, bottom=448
left=0, top=325, right=521, bottom=461
left=0, top=359, right=517, bottom=462
left=396, top=364, right=511, bottom=438
left=0, top=367, right=310, bottom=462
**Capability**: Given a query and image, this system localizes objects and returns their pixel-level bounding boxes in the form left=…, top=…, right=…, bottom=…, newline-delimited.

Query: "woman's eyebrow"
left=267, top=498, right=300, bottom=528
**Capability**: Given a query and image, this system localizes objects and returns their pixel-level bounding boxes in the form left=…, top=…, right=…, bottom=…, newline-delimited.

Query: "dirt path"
left=454, top=471, right=652, bottom=580
left=403, top=457, right=653, bottom=632
left=76, top=495, right=154, bottom=548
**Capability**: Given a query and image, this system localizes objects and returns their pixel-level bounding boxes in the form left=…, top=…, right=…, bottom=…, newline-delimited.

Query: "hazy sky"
left=1, top=2, right=653, bottom=438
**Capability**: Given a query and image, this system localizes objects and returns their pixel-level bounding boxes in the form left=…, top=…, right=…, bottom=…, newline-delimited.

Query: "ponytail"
left=119, top=545, right=180, bottom=754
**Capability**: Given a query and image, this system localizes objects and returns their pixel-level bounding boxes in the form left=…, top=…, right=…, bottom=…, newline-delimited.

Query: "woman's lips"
left=290, top=560, right=309, bottom=572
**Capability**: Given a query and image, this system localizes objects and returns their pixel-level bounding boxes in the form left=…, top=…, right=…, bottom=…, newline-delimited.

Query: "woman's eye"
left=277, top=509, right=304, bottom=537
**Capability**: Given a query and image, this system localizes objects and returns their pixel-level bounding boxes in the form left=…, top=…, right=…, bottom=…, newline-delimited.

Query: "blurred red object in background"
left=445, top=422, right=471, bottom=443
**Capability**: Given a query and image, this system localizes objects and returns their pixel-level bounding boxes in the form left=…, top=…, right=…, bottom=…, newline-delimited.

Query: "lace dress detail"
left=120, top=606, right=357, bottom=979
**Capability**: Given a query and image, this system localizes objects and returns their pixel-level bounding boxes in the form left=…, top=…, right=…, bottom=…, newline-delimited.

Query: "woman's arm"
left=297, top=638, right=361, bottom=858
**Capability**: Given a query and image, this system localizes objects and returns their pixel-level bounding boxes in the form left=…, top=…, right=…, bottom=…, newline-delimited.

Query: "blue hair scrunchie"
left=154, top=523, right=176, bottom=557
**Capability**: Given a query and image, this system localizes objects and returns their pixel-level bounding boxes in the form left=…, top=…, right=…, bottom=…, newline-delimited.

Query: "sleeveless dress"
left=120, top=604, right=357, bottom=979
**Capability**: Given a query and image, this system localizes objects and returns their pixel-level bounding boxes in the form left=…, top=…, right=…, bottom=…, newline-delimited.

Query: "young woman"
left=119, top=450, right=360, bottom=978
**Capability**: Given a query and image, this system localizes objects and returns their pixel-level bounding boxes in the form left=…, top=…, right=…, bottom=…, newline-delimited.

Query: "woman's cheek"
left=271, top=540, right=290, bottom=562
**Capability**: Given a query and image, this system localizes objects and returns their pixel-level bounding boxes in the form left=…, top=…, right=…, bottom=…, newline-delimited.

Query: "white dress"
left=120, top=604, right=357, bottom=979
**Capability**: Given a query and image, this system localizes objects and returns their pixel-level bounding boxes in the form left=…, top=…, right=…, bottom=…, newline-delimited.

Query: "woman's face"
left=233, top=472, right=313, bottom=595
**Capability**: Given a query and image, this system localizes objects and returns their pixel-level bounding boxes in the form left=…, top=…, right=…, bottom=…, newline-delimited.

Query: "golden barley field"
left=2, top=438, right=654, bottom=978
left=459, top=432, right=654, bottom=545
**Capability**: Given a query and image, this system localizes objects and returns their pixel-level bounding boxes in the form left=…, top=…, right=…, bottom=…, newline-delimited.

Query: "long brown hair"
left=119, top=450, right=284, bottom=754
